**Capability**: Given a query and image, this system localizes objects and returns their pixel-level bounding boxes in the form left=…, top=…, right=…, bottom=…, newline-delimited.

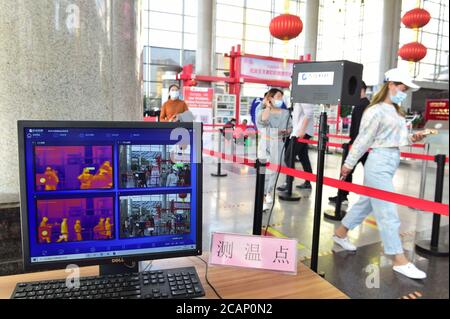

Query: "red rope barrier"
left=297, top=138, right=449, bottom=163
left=202, top=130, right=446, bottom=163
left=312, top=133, right=426, bottom=149
left=203, top=148, right=449, bottom=217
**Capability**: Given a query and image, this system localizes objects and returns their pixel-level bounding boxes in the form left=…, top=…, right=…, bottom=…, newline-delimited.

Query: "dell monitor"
left=18, top=121, right=202, bottom=275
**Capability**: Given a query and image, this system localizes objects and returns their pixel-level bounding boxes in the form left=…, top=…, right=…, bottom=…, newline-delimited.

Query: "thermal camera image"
left=34, top=146, right=113, bottom=191
left=36, top=197, right=114, bottom=244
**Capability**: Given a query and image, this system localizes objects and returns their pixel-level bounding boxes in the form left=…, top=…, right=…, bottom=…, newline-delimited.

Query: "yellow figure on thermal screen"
left=56, top=218, right=69, bottom=242
left=78, top=168, right=93, bottom=189
left=39, top=217, right=52, bottom=243
left=43, top=166, right=59, bottom=191
left=74, top=220, right=83, bottom=241
left=105, top=218, right=113, bottom=239
left=99, top=161, right=113, bottom=188
left=94, top=218, right=105, bottom=239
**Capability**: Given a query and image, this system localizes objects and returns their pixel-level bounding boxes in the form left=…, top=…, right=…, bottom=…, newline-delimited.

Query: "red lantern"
left=269, top=14, right=303, bottom=41
left=402, top=8, right=431, bottom=29
left=398, top=42, right=427, bottom=62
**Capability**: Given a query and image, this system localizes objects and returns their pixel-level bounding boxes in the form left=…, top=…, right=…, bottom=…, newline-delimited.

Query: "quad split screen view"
left=23, top=126, right=198, bottom=264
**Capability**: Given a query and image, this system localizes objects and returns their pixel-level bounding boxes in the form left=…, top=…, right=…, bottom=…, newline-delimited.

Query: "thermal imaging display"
left=20, top=125, right=198, bottom=264
left=34, top=146, right=113, bottom=191
left=37, top=197, right=114, bottom=243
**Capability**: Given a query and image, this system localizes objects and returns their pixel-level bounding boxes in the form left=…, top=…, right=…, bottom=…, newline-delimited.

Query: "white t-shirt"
left=290, top=103, right=316, bottom=138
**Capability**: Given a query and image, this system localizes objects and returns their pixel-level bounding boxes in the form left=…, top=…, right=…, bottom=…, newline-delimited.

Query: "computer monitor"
left=18, top=121, right=202, bottom=273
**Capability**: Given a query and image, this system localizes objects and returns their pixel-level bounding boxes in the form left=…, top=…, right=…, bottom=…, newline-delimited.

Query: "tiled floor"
left=201, top=136, right=449, bottom=299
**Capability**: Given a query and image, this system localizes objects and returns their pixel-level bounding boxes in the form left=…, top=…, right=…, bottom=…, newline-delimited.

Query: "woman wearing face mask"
left=256, top=88, right=292, bottom=211
left=333, top=68, right=429, bottom=279
left=160, top=84, right=189, bottom=122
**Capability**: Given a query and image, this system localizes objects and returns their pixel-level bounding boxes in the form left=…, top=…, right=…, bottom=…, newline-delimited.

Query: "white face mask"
left=169, top=91, right=180, bottom=100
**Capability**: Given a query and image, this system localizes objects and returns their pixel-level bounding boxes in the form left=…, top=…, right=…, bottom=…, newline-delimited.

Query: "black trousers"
left=339, top=151, right=369, bottom=198
left=284, top=134, right=313, bottom=185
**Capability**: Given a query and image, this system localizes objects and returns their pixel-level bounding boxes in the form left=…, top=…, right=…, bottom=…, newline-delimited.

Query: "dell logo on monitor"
left=111, top=258, right=125, bottom=263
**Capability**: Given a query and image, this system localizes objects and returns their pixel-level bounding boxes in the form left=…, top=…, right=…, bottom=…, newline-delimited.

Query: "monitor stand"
left=99, top=261, right=144, bottom=276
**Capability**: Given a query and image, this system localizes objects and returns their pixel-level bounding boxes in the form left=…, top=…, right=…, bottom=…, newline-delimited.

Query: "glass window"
left=149, top=0, right=183, bottom=14
left=421, top=32, right=438, bottom=49
left=216, top=4, right=244, bottom=23
left=246, top=0, right=272, bottom=11
left=273, top=43, right=298, bottom=60
left=399, top=0, right=449, bottom=82
left=216, top=21, right=244, bottom=38
left=150, top=47, right=180, bottom=65
left=184, top=16, right=197, bottom=34
left=148, top=29, right=183, bottom=49
left=244, top=40, right=270, bottom=56
left=144, top=81, right=163, bottom=97
left=150, top=65, right=164, bottom=81
left=184, top=0, right=198, bottom=16
left=183, top=33, right=197, bottom=50
left=143, top=0, right=150, bottom=11
left=183, top=50, right=196, bottom=65
left=245, top=25, right=271, bottom=42
left=216, top=37, right=242, bottom=53
left=274, top=0, right=300, bottom=14
left=245, top=9, right=272, bottom=26
left=149, top=12, right=183, bottom=32
left=216, top=53, right=230, bottom=70
left=217, top=0, right=244, bottom=6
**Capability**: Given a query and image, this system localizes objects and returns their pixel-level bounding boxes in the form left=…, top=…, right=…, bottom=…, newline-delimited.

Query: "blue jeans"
left=341, top=147, right=403, bottom=255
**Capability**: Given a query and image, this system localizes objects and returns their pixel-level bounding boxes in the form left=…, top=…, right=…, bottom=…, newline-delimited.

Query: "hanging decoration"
left=269, top=0, right=303, bottom=65
left=398, top=5, right=430, bottom=63
left=398, top=42, right=427, bottom=62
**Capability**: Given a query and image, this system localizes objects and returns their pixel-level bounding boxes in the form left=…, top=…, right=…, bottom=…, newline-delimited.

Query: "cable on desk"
left=196, top=256, right=223, bottom=299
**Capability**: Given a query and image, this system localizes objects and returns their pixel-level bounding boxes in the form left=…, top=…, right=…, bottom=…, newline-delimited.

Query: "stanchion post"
left=418, top=143, right=430, bottom=200
left=211, top=128, right=228, bottom=177
left=415, top=154, right=449, bottom=257
left=311, top=111, right=328, bottom=273
left=325, top=124, right=332, bottom=154
left=252, top=159, right=266, bottom=235
left=324, top=142, right=350, bottom=221
left=279, top=137, right=301, bottom=201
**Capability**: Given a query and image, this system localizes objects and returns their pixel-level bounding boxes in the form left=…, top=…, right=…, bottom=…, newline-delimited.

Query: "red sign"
left=240, top=57, right=293, bottom=82
left=183, top=87, right=213, bottom=109
left=183, top=86, right=214, bottom=124
left=425, top=99, right=449, bottom=121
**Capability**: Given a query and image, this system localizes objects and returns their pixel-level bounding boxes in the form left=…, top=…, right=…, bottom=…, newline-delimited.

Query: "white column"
left=303, top=0, right=320, bottom=60
left=196, top=0, right=214, bottom=76
left=378, top=0, right=402, bottom=83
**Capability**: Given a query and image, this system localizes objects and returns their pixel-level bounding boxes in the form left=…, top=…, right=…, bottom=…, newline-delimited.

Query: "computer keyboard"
left=11, top=266, right=205, bottom=299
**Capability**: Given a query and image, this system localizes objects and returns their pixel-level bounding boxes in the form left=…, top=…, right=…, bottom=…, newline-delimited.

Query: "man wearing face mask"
left=277, top=102, right=316, bottom=192
left=332, top=68, right=430, bottom=280
left=160, top=84, right=189, bottom=122
left=328, top=81, right=370, bottom=204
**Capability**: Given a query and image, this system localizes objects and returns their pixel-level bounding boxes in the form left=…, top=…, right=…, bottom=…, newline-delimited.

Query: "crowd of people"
left=252, top=68, right=431, bottom=280
left=121, top=209, right=189, bottom=238
left=153, top=67, right=432, bottom=280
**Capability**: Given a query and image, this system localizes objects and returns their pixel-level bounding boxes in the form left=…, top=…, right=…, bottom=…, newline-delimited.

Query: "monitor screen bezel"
left=18, top=120, right=203, bottom=272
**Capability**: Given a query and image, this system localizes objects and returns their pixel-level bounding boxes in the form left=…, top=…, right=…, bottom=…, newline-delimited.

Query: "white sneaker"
left=332, top=235, right=357, bottom=251
left=393, top=263, right=427, bottom=279
left=265, top=193, right=273, bottom=205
